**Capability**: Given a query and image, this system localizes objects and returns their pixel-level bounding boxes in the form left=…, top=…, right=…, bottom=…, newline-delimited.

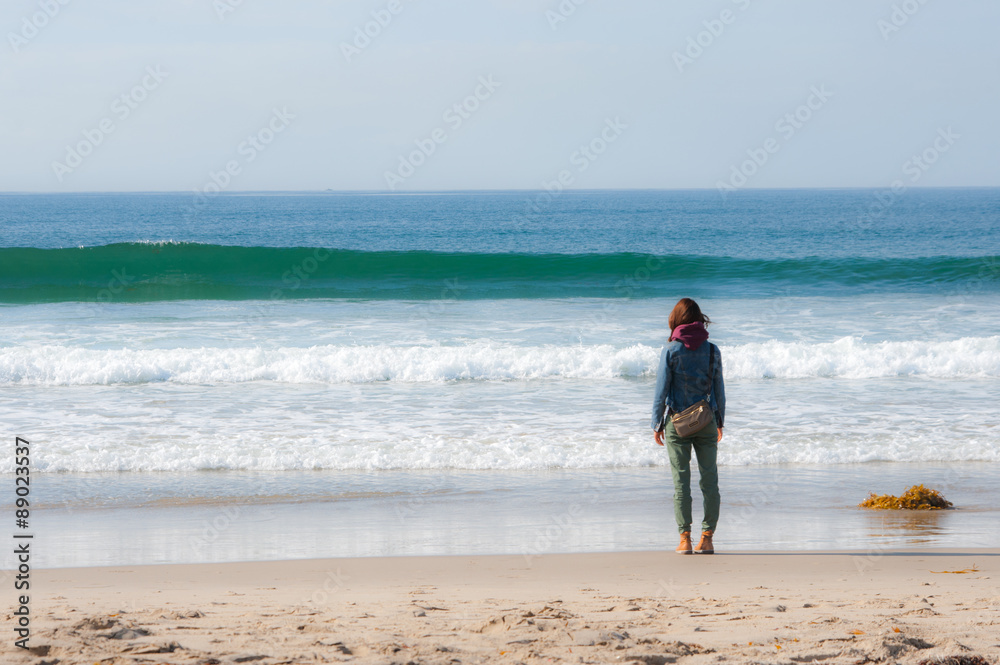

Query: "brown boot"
left=675, top=532, right=693, bottom=555
left=694, top=531, right=714, bottom=554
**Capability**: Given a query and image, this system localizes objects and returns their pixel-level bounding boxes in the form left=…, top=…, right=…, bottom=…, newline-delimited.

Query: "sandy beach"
left=6, top=549, right=997, bottom=664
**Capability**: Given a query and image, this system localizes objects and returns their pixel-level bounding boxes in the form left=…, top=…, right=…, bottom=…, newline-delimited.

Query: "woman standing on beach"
left=651, top=298, right=726, bottom=555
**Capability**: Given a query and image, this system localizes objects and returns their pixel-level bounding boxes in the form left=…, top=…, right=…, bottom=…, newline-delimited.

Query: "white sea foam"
left=13, top=426, right=999, bottom=474
left=1, top=336, right=998, bottom=385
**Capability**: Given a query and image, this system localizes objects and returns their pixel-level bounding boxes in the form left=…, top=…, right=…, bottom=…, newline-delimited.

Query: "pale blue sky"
left=1, top=0, right=997, bottom=191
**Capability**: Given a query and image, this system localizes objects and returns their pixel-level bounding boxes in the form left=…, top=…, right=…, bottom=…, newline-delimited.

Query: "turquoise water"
left=1, top=189, right=997, bottom=565
left=2, top=189, right=999, bottom=303
left=3, top=190, right=999, bottom=258
left=2, top=244, right=997, bottom=303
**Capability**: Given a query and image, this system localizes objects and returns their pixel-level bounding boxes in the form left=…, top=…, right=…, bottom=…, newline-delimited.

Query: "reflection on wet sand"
left=863, top=508, right=953, bottom=545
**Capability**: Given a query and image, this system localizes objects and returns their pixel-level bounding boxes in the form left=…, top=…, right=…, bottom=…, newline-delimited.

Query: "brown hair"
left=668, top=297, right=711, bottom=335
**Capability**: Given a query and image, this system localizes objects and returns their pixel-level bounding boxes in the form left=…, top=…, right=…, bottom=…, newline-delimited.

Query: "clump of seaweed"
left=859, top=484, right=953, bottom=510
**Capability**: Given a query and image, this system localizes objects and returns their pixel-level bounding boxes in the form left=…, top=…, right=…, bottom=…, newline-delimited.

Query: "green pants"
left=664, top=416, right=720, bottom=534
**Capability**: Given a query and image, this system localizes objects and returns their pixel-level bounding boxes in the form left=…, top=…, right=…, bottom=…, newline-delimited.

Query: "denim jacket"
left=651, top=341, right=725, bottom=432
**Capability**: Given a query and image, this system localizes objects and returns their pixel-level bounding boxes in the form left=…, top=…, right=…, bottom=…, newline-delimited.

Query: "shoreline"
left=7, top=550, right=998, bottom=663
left=22, top=546, right=1000, bottom=570
left=25, top=463, right=1000, bottom=568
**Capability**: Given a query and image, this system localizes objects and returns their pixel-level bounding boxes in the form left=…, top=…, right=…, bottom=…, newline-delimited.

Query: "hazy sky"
left=1, top=0, right=997, bottom=192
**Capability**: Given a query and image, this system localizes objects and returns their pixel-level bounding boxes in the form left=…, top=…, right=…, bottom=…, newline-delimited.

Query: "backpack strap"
left=704, top=342, right=715, bottom=402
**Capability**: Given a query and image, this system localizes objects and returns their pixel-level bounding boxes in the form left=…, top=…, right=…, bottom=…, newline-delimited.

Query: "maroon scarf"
left=670, top=321, right=709, bottom=350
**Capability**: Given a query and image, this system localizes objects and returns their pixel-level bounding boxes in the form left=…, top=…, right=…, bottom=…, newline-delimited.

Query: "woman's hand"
left=654, top=429, right=664, bottom=446
left=717, top=426, right=724, bottom=443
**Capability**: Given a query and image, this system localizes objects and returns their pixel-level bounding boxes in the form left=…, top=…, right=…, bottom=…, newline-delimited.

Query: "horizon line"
left=1, top=185, right=998, bottom=196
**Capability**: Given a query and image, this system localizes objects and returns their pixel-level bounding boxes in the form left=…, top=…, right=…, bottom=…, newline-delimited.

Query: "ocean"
left=2, top=189, right=998, bottom=566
